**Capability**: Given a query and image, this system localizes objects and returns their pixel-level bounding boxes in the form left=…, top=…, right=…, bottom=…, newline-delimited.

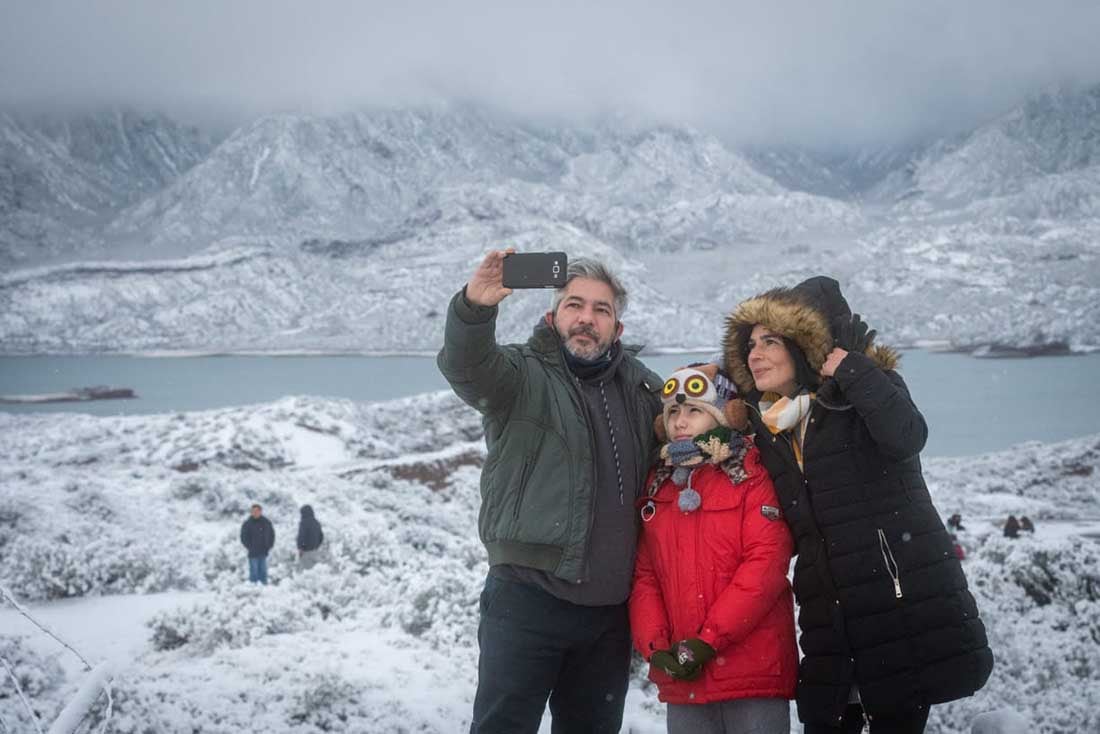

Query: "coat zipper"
left=877, top=528, right=903, bottom=599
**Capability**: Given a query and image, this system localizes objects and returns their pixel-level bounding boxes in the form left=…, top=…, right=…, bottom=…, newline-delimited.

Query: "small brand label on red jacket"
left=761, top=505, right=781, bottom=520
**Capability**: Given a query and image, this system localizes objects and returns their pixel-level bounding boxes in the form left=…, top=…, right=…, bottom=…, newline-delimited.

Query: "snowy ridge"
left=3, top=87, right=1100, bottom=353
left=901, top=86, right=1100, bottom=209
left=0, top=392, right=1097, bottom=732
left=0, top=109, right=215, bottom=266
left=0, top=222, right=716, bottom=355
left=99, top=109, right=860, bottom=256
left=0, top=244, right=271, bottom=287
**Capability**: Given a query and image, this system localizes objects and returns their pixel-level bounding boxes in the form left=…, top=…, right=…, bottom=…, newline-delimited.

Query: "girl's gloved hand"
left=649, top=649, right=690, bottom=679
left=673, top=638, right=716, bottom=680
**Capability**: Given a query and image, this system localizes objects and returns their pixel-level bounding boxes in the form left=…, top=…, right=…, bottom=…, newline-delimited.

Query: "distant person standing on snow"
left=1018, top=516, right=1035, bottom=534
left=1003, top=515, right=1020, bottom=538
left=437, top=252, right=662, bottom=734
left=723, top=276, right=993, bottom=733
left=296, top=505, right=324, bottom=569
left=240, top=503, right=275, bottom=584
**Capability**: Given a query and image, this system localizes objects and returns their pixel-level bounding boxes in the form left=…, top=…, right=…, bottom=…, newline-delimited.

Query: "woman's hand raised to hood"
left=830, top=351, right=929, bottom=460
left=819, top=347, right=848, bottom=378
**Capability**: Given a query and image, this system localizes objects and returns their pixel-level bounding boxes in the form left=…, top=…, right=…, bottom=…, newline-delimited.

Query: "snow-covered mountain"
left=2, top=86, right=1100, bottom=354
left=0, top=109, right=215, bottom=266
left=1, top=393, right=1097, bottom=732
left=888, top=86, right=1100, bottom=211
left=98, top=107, right=860, bottom=257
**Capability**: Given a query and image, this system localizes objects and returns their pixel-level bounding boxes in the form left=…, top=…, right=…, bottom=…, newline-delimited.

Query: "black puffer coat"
left=297, top=505, right=324, bottom=552
left=723, top=277, right=993, bottom=727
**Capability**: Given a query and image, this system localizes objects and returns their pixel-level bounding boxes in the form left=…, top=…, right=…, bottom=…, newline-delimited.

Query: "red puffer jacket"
left=629, top=447, right=798, bottom=704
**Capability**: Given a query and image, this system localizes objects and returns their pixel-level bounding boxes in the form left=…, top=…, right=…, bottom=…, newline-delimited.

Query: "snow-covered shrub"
left=0, top=636, right=64, bottom=729
left=0, top=494, right=23, bottom=551
left=170, top=471, right=291, bottom=519
left=63, top=485, right=116, bottom=522
left=0, top=636, right=64, bottom=700
left=332, top=513, right=403, bottom=578
left=201, top=527, right=257, bottom=585
left=288, top=672, right=362, bottom=731
left=971, top=708, right=1031, bottom=734
left=386, top=558, right=481, bottom=648
left=149, top=568, right=363, bottom=654
left=149, top=584, right=312, bottom=653
left=94, top=657, right=472, bottom=734
left=200, top=481, right=261, bottom=518
left=168, top=476, right=207, bottom=501
left=928, top=535, right=1100, bottom=734
left=86, top=669, right=217, bottom=734
left=285, top=565, right=365, bottom=621
left=1, top=531, right=192, bottom=601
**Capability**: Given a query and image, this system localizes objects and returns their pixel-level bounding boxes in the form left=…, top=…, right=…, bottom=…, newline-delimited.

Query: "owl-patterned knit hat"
left=660, top=364, right=743, bottom=436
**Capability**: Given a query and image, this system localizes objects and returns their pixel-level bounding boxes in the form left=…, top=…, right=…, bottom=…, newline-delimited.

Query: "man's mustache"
left=568, top=325, right=599, bottom=341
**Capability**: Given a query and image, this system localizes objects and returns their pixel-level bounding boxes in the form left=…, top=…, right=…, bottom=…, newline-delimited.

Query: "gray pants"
left=667, top=697, right=789, bottom=734
left=299, top=548, right=323, bottom=569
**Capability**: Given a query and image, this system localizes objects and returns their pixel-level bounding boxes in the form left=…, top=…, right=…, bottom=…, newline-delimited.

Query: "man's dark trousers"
left=469, top=574, right=631, bottom=734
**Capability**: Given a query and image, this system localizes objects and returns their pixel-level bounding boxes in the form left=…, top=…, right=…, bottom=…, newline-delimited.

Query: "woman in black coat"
left=722, top=276, right=993, bottom=733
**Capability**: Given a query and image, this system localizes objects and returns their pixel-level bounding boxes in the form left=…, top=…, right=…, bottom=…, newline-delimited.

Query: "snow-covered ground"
left=1, top=393, right=1098, bottom=732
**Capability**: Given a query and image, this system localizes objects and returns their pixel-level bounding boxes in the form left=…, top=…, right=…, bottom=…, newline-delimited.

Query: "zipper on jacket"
left=877, top=528, right=903, bottom=599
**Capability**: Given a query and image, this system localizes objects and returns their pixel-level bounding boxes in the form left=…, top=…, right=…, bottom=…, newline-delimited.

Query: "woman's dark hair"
left=783, top=336, right=821, bottom=392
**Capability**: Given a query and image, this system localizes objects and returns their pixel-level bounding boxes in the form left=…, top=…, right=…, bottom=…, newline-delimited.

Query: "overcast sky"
left=1, top=0, right=1098, bottom=149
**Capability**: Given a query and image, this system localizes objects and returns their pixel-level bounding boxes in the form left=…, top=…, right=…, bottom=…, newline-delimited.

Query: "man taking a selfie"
left=438, top=250, right=662, bottom=734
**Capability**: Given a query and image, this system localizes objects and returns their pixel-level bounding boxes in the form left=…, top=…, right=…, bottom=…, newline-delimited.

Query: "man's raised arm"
left=437, top=249, right=523, bottom=415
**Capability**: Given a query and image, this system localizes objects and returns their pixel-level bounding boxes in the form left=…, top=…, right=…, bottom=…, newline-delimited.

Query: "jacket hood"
left=722, top=276, right=899, bottom=395
left=300, top=505, right=314, bottom=518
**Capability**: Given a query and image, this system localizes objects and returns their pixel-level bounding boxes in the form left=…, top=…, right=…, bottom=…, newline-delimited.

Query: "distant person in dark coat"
left=240, top=503, right=275, bottom=583
left=947, top=513, right=965, bottom=532
left=1004, top=515, right=1020, bottom=539
left=1019, top=516, right=1035, bottom=534
left=723, top=276, right=993, bottom=733
left=296, top=505, right=324, bottom=569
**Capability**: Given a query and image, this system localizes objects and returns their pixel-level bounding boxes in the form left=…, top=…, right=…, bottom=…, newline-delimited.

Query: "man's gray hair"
left=549, top=257, right=628, bottom=319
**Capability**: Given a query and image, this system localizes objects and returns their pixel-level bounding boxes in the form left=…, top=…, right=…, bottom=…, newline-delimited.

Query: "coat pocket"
left=710, top=629, right=782, bottom=679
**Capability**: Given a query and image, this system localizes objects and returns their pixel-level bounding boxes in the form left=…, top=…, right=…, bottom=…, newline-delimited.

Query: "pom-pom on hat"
left=656, top=363, right=748, bottom=441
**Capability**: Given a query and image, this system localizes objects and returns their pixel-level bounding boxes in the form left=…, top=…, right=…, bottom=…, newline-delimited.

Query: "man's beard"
left=560, top=324, right=613, bottom=361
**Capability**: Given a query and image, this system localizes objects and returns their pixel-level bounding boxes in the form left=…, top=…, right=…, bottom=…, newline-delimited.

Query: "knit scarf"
left=759, top=390, right=814, bottom=471
left=641, top=427, right=749, bottom=519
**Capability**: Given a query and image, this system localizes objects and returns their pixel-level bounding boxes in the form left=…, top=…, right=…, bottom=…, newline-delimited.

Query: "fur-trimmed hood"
left=722, top=276, right=899, bottom=395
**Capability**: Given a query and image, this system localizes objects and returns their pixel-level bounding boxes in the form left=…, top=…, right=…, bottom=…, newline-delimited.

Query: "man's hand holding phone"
left=466, top=249, right=516, bottom=307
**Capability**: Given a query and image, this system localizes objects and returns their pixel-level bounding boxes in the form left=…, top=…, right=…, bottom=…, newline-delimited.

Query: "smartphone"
left=502, top=252, right=568, bottom=289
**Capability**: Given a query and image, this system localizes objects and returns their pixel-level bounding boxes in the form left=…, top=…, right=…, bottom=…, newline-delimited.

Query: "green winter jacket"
left=436, top=290, right=662, bottom=583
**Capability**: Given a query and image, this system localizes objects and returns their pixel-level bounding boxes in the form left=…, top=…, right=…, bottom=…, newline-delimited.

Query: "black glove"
left=833, top=313, right=876, bottom=353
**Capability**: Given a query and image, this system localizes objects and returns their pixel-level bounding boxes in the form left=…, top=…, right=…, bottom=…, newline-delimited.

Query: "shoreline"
left=1, top=342, right=1098, bottom=359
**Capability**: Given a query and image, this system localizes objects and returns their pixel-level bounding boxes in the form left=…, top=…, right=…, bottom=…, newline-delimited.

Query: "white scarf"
left=759, top=391, right=814, bottom=470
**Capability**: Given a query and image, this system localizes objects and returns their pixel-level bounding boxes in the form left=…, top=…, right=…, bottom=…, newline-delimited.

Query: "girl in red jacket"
left=630, top=364, right=798, bottom=734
